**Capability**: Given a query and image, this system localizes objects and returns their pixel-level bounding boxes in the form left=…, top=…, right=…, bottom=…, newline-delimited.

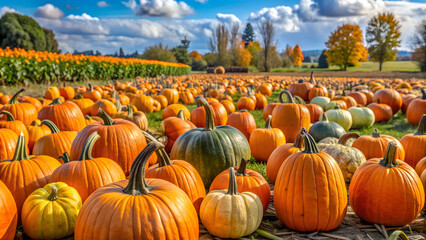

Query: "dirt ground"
left=199, top=184, right=426, bottom=240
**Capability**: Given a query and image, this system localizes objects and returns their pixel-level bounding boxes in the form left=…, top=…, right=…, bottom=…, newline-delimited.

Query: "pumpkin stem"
left=372, top=129, right=380, bottom=138
left=321, top=112, right=328, bottom=121
left=379, top=141, right=399, bottom=168
left=78, top=132, right=100, bottom=161
left=226, top=167, right=239, bottom=195
left=1, top=110, right=15, bottom=121
left=30, top=120, right=41, bottom=126
left=88, top=83, right=93, bottom=92
left=293, top=128, right=305, bottom=149
left=198, top=97, right=216, bottom=131
left=421, top=89, right=426, bottom=100
left=142, top=131, right=172, bottom=167
left=333, top=105, right=341, bottom=110
left=279, top=90, right=295, bottom=103
left=50, top=98, right=62, bottom=105
left=127, top=105, right=134, bottom=117
left=47, top=185, right=58, bottom=201
left=8, top=88, right=25, bottom=104
left=41, top=120, right=60, bottom=133
left=309, top=72, right=316, bottom=85
left=12, top=133, right=29, bottom=161
left=123, top=142, right=161, bottom=195
left=176, top=110, right=186, bottom=120
left=301, top=129, right=320, bottom=153
left=338, top=133, right=360, bottom=145
left=265, top=115, right=272, bottom=129
left=59, top=152, right=71, bottom=163
left=298, top=79, right=304, bottom=83
left=195, top=96, right=203, bottom=107
left=415, top=115, right=426, bottom=135
left=236, top=158, right=249, bottom=176
left=97, top=108, right=114, bottom=125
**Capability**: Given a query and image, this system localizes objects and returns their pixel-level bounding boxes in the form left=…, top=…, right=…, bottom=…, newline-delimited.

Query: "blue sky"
left=1, top=0, right=426, bottom=54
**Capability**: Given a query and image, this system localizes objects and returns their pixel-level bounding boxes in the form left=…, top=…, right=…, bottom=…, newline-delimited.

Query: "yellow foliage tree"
left=293, top=44, right=303, bottom=67
left=189, top=51, right=202, bottom=60
left=325, top=24, right=369, bottom=70
left=237, top=41, right=253, bottom=67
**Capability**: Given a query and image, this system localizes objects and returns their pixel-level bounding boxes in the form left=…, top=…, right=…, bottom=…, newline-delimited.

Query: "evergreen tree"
left=173, top=36, right=191, bottom=64
left=318, top=50, right=329, bottom=68
left=242, top=23, right=254, bottom=47
left=119, top=47, right=125, bottom=57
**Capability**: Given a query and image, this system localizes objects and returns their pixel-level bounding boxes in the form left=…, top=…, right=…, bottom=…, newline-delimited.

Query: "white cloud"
left=315, top=0, right=385, bottom=17
left=249, top=6, right=301, bottom=32
left=195, top=0, right=208, bottom=3
left=66, top=13, right=100, bottom=21
left=97, top=1, right=110, bottom=7
left=216, top=13, right=242, bottom=27
left=34, top=4, right=64, bottom=19
left=0, top=6, right=17, bottom=17
left=122, top=0, right=194, bottom=18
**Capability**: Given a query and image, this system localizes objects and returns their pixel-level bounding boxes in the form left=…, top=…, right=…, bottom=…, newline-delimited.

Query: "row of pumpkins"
left=0, top=76, right=424, bottom=239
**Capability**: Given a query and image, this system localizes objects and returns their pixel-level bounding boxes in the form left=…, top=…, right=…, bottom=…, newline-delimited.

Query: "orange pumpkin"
left=400, top=115, right=426, bottom=168
left=161, top=88, right=179, bottom=104
left=44, top=86, right=60, bottom=100
left=415, top=156, right=426, bottom=176
left=191, top=100, right=228, bottom=127
left=220, top=99, right=235, bottom=114
left=226, top=110, right=256, bottom=140
left=347, top=92, right=367, bottom=106
left=0, top=89, right=38, bottom=125
left=406, top=89, right=426, bottom=125
left=367, top=101, right=393, bottom=122
left=26, top=119, right=51, bottom=153
left=132, top=94, right=155, bottom=113
left=114, top=105, right=148, bottom=130
left=162, top=104, right=190, bottom=120
left=305, top=103, right=324, bottom=123
left=154, top=95, right=168, bottom=109
left=59, top=86, right=76, bottom=99
left=288, top=79, right=313, bottom=101
left=373, top=88, right=402, bottom=115
left=0, top=129, right=19, bottom=161
left=162, top=110, right=196, bottom=152
left=0, top=180, right=17, bottom=240
left=73, top=96, right=95, bottom=115
left=236, top=96, right=256, bottom=111
left=0, top=110, right=29, bottom=145
left=38, top=98, right=86, bottom=132
left=82, top=84, right=102, bottom=102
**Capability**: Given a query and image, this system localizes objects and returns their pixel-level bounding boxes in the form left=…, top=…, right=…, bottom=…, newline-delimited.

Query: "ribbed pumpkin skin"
left=400, top=116, right=426, bottom=168
left=0, top=156, right=61, bottom=224
left=406, top=91, right=426, bottom=125
left=415, top=157, right=426, bottom=176
left=263, top=102, right=280, bottom=121
left=191, top=101, right=228, bottom=128
left=266, top=143, right=301, bottom=184
left=226, top=111, right=256, bottom=140
left=161, top=88, right=179, bottom=105
left=0, top=180, right=17, bottom=240
left=1, top=102, right=37, bottom=125
left=38, top=100, right=86, bottom=132
left=349, top=159, right=424, bottom=226
left=73, top=98, right=94, bottom=115
left=21, top=182, right=82, bottom=240
left=162, top=104, right=190, bottom=120
left=0, top=129, right=18, bottom=161
left=274, top=134, right=347, bottom=232
left=70, top=119, right=155, bottom=175
left=171, top=126, right=251, bottom=188
left=271, top=103, right=310, bottom=143
left=26, top=120, right=51, bottom=153
left=209, top=166, right=271, bottom=213
left=146, top=160, right=206, bottom=213
left=50, top=158, right=125, bottom=202
left=33, top=131, right=77, bottom=163
left=352, top=131, right=405, bottom=161
left=75, top=178, right=199, bottom=240
left=163, top=116, right=196, bottom=152
left=250, top=117, right=286, bottom=163
left=0, top=116, right=29, bottom=145
left=373, top=89, right=402, bottom=115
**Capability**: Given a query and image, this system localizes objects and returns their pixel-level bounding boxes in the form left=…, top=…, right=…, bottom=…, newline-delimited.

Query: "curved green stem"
left=338, top=133, right=360, bottom=145
left=97, top=109, right=114, bottom=125
left=372, top=129, right=380, bottom=138
left=47, top=185, right=58, bottom=201
left=41, top=120, right=60, bottom=133
left=415, top=115, right=426, bottom=135
left=59, top=152, right=71, bottom=163
left=236, top=158, right=249, bottom=176
left=226, top=167, right=239, bottom=195
left=78, top=132, right=100, bottom=161
left=8, top=88, right=25, bottom=104
left=176, top=110, right=186, bottom=120
left=127, top=105, right=134, bottom=117
left=12, top=133, right=29, bottom=161
left=379, top=141, right=399, bottom=168
left=142, top=131, right=171, bottom=167
left=123, top=142, right=162, bottom=195
left=301, top=129, right=320, bottom=153
left=198, top=97, right=216, bottom=131
left=50, top=98, right=62, bottom=105
left=265, top=115, right=272, bottom=129
left=279, top=90, right=295, bottom=103
left=1, top=110, right=15, bottom=121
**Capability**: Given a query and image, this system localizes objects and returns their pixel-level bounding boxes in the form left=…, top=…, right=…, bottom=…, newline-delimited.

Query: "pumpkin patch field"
left=0, top=72, right=425, bottom=240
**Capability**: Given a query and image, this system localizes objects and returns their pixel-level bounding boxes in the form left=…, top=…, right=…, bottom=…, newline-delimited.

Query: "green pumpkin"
left=348, top=106, right=375, bottom=129
left=310, top=96, right=330, bottom=110
left=324, top=106, right=352, bottom=131
left=309, top=113, right=346, bottom=142
left=170, top=97, right=251, bottom=189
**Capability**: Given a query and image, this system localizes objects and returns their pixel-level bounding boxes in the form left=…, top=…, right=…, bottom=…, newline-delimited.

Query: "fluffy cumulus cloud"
left=249, top=6, right=301, bottom=32
left=194, top=0, right=208, bottom=3
left=66, top=13, right=100, bottom=21
left=97, top=1, right=110, bottom=8
left=0, top=6, right=17, bottom=17
left=122, top=0, right=194, bottom=18
left=34, top=4, right=64, bottom=19
left=216, top=13, right=242, bottom=27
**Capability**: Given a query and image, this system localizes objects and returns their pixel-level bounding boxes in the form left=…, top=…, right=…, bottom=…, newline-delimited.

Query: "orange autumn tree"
left=237, top=41, right=253, bottom=67
left=325, top=24, right=369, bottom=70
left=189, top=51, right=202, bottom=60
left=293, top=44, right=303, bottom=67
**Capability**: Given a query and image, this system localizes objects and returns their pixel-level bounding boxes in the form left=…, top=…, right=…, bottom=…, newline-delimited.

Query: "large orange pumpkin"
left=0, top=110, right=29, bottom=145
left=271, top=90, right=310, bottom=142
left=132, top=94, right=155, bottom=113
left=162, top=110, right=196, bottom=152
left=406, top=89, right=426, bottom=125
left=0, top=89, right=38, bottom=125
left=0, top=129, right=18, bottom=161
left=349, top=142, right=424, bottom=226
left=400, top=115, right=426, bottom=168
left=74, top=142, right=199, bottom=240
left=70, top=109, right=156, bottom=175
left=191, top=100, right=227, bottom=127
left=38, top=98, right=86, bottom=132
left=226, top=110, right=256, bottom=140
left=0, top=180, right=17, bottom=240
left=274, top=130, right=347, bottom=232
left=288, top=79, right=313, bottom=101
left=72, top=96, right=95, bottom=115
left=0, top=133, right=61, bottom=224
left=33, top=120, right=77, bottom=163
left=373, top=88, right=402, bottom=115
left=50, top=132, right=125, bottom=202
left=352, top=129, right=405, bottom=161
left=210, top=158, right=271, bottom=213
left=144, top=133, right=205, bottom=214
left=367, top=101, right=393, bottom=122
left=161, top=88, right=179, bottom=105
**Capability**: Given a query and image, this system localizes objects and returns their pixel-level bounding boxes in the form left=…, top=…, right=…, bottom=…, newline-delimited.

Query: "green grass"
left=272, top=61, right=420, bottom=73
